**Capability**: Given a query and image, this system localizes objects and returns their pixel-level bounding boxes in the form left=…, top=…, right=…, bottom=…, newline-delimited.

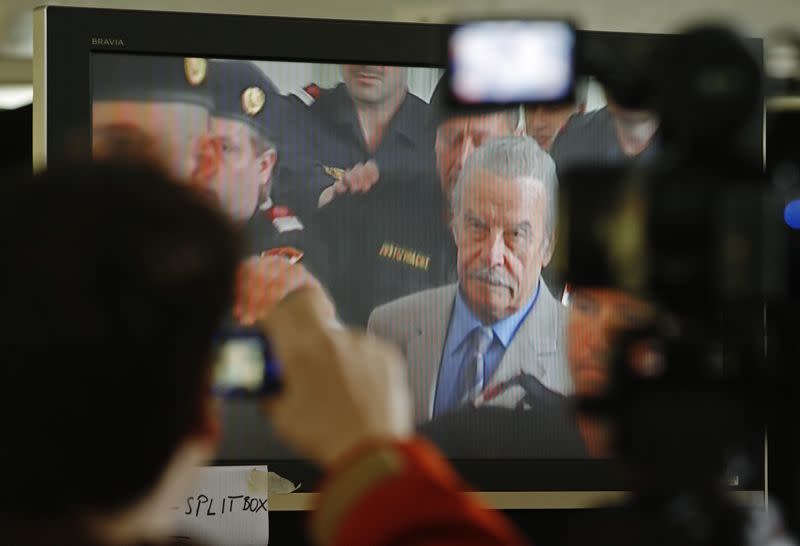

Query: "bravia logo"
left=91, top=38, right=125, bottom=46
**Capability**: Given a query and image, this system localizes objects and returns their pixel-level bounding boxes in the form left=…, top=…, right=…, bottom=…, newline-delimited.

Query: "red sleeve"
left=310, top=438, right=530, bottom=546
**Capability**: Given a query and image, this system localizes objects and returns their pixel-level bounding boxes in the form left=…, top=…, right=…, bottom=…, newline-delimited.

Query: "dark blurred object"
left=564, top=496, right=750, bottom=546
left=563, top=25, right=766, bottom=336
left=0, top=103, right=32, bottom=171
left=556, top=25, right=774, bottom=546
left=651, top=27, right=762, bottom=169
left=419, top=404, right=587, bottom=459
left=765, top=30, right=800, bottom=533
left=420, top=369, right=587, bottom=459
left=566, top=307, right=765, bottom=546
left=0, top=161, right=239, bottom=521
left=569, top=26, right=762, bottom=173
left=585, top=319, right=764, bottom=485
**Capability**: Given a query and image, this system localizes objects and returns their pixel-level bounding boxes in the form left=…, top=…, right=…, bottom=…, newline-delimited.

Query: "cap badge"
left=184, top=58, right=208, bottom=86
left=242, top=86, right=266, bottom=116
left=322, top=165, right=345, bottom=182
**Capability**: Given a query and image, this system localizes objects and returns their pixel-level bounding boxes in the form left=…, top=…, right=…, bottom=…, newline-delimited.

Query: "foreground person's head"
left=0, top=161, right=239, bottom=543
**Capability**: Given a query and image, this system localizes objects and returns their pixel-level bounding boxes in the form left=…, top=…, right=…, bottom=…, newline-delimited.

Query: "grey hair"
left=505, top=106, right=522, bottom=131
left=451, top=135, right=559, bottom=240
left=574, top=77, right=591, bottom=106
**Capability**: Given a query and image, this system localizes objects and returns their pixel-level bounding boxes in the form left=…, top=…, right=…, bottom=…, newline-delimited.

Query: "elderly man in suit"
left=369, top=136, right=572, bottom=422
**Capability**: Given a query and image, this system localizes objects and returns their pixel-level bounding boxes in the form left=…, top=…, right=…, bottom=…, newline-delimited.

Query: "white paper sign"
left=173, top=466, right=269, bottom=545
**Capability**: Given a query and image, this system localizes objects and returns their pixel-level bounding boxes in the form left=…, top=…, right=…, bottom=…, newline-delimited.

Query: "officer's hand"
left=233, top=255, right=335, bottom=326
left=340, top=160, right=380, bottom=194
left=318, top=160, right=380, bottom=207
left=261, top=289, right=413, bottom=467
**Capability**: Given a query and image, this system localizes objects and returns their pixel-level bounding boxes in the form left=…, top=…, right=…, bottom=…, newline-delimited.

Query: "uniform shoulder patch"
left=272, top=215, right=304, bottom=233
left=263, top=205, right=304, bottom=233
left=292, top=83, right=321, bottom=106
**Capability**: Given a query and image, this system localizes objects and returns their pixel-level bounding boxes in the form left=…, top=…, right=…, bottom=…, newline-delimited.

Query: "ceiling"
left=1, top=0, right=797, bottom=70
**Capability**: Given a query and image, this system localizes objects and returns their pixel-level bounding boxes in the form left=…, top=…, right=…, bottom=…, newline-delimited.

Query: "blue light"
left=785, top=200, right=800, bottom=230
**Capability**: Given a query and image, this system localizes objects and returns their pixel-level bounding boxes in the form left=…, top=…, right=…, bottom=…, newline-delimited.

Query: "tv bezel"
left=33, top=6, right=765, bottom=505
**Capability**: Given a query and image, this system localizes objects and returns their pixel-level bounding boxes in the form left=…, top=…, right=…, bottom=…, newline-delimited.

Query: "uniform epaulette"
left=266, top=205, right=304, bottom=233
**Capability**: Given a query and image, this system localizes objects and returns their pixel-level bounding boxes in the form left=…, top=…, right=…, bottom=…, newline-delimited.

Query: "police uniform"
left=549, top=106, right=661, bottom=175
left=205, top=60, right=311, bottom=261
left=316, top=77, right=528, bottom=325
left=312, top=172, right=457, bottom=326
left=93, top=54, right=214, bottom=108
left=265, top=80, right=452, bottom=326
left=242, top=198, right=310, bottom=261
left=272, top=82, right=438, bottom=223
left=307, top=77, right=528, bottom=326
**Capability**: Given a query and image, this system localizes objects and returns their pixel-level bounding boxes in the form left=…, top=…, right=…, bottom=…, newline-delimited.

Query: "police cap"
left=92, top=54, right=213, bottom=109
left=208, top=60, right=284, bottom=144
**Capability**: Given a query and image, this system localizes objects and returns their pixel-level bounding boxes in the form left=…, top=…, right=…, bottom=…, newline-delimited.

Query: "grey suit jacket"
left=368, top=282, right=572, bottom=422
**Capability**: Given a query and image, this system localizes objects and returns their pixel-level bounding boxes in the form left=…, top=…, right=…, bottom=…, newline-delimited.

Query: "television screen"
left=37, top=7, right=765, bottom=497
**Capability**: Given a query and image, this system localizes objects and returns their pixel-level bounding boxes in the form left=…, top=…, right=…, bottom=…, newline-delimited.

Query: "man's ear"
left=541, top=229, right=557, bottom=267
left=450, top=215, right=460, bottom=244
left=258, top=148, right=278, bottom=186
left=192, top=134, right=223, bottom=187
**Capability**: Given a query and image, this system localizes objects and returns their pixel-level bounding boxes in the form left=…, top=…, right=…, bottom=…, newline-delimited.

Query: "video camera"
left=449, top=18, right=800, bottom=538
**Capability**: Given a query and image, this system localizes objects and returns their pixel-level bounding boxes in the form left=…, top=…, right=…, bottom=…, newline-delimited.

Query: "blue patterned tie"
left=457, top=326, right=494, bottom=406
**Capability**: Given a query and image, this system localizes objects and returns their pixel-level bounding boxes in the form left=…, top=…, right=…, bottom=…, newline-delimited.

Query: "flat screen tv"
left=33, top=6, right=765, bottom=507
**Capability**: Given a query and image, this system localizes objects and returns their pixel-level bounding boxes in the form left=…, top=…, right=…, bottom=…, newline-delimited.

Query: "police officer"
left=431, top=77, right=523, bottom=216
left=205, top=60, right=306, bottom=259
left=204, top=60, right=327, bottom=461
left=311, top=77, right=522, bottom=327
left=92, top=54, right=214, bottom=183
left=272, top=65, right=437, bottom=222
left=294, top=72, right=446, bottom=326
left=549, top=89, right=661, bottom=175
left=525, top=79, right=588, bottom=152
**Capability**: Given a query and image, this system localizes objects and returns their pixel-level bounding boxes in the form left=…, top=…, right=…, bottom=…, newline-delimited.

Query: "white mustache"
left=469, top=268, right=515, bottom=290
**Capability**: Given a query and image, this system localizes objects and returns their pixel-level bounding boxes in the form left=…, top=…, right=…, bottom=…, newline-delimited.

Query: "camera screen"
left=449, top=21, right=575, bottom=104
left=213, top=337, right=267, bottom=394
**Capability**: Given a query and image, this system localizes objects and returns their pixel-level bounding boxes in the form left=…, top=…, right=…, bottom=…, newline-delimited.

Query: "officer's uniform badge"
left=261, top=246, right=304, bottom=265
left=293, top=83, right=321, bottom=106
left=378, top=241, right=431, bottom=271
left=242, top=86, right=266, bottom=116
left=184, top=58, right=208, bottom=86
left=304, top=83, right=321, bottom=101
left=322, top=165, right=345, bottom=182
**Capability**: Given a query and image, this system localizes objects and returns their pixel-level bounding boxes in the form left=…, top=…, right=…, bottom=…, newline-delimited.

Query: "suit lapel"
left=405, top=284, right=456, bottom=420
